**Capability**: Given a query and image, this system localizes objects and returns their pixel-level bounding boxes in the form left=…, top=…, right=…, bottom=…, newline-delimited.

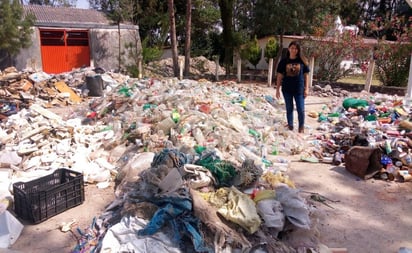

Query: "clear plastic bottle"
left=261, top=144, right=268, bottom=158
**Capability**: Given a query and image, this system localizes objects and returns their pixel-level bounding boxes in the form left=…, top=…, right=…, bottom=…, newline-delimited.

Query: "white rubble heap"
left=0, top=75, right=301, bottom=189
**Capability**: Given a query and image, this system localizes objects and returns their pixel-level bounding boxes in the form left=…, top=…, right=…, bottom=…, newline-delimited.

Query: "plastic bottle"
left=332, top=151, right=342, bottom=165
left=401, top=153, right=412, bottom=167
left=194, top=145, right=206, bottom=154
left=384, top=140, right=392, bottom=154
left=271, top=142, right=279, bottom=155
left=406, top=154, right=412, bottom=166
left=248, top=128, right=260, bottom=139
left=192, top=127, right=205, bottom=145
left=143, top=103, right=157, bottom=110
left=172, top=109, right=180, bottom=123
left=118, top=86, right=132, bottom=97
left=261, top=144, right=268, bottom=158
left=180, top=123, right=191, bottom=134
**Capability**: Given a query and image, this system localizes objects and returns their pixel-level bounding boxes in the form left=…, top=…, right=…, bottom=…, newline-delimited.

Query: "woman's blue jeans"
left=282, top=91, right=305, bottom=129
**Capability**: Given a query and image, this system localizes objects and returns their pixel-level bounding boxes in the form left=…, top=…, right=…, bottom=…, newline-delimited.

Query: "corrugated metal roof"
left=23, top=4, right=111, bottom=26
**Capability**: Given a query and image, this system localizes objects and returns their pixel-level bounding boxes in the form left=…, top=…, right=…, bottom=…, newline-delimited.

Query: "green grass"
left=338, top=74, right=382, bottom=86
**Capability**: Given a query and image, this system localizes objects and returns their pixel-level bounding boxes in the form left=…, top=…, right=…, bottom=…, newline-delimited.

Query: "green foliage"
left=264, top=37, right=279, bottom=62
left=190, top=0, right=221, bottom=58
left=359, top=0, right=409, bottom=39
left=367, top=13, right=412, bottom=87
left=240, top=36, right=262, bottom=69
left=253, top=0, right=340, bottom=37
left=126, top=64, right=140, bottom=78
left=301, top=17, right=371, bottom=83
left=338, top=0, right=362, bottom=25
left=141, top=37, right=163, bottom=64
left=0, top=0, right=35, bottom=65
left=374, top=42, right=411, bottom=87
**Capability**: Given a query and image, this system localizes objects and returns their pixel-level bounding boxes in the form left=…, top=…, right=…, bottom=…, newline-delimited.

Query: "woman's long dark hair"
left=286, top=40, right=309, bottom=66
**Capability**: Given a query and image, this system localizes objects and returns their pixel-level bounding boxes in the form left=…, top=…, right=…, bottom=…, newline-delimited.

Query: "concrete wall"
left=90, top=27, right=142, bottom=72
left=11, top=28, right=43, bottom=71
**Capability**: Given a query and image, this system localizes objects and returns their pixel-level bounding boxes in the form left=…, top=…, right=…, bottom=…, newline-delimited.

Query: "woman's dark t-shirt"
left=276, top=58, right=310, bottom=94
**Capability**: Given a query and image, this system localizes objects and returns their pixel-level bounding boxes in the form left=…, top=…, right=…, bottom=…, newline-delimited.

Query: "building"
left=11, top=5, right=141, bottom=74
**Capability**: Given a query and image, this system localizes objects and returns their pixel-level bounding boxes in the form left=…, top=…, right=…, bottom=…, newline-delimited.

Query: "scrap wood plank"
left=54, top=81, right=82, bottom=103
left=330, top=248, right=348, bottom=253
left=30, top=104, right=62, bottom=121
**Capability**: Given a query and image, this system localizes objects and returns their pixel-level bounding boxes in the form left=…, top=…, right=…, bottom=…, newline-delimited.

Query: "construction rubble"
left=1, top=62, right=412, bottom=253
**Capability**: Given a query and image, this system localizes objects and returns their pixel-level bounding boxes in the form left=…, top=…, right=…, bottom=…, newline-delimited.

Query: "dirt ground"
left=4, top=86, right=412, bottom=253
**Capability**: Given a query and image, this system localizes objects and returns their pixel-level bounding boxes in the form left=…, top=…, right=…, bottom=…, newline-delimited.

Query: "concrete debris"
left=145, top=56, right=225, bottom=78
left=312, top=84, right=351, bottom=97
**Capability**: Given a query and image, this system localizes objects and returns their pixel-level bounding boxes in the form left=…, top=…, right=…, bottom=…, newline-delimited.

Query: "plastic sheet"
left=0, top=211, right=23, bottom=248
left=100, top=216, right=182, bottom=253
left=275, top=184, right=311, bottom=230
left=217, top=186, right=261, bottom=234
left=137, top=190, right=211, bottom=253
left=256, top=199, right=285, bottom=236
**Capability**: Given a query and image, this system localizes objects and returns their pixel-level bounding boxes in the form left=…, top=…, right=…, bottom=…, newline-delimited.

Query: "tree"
left=168, top=0, right=179, bottom=77
left=189, top=0, right=221, bottom=58
left=26, top=0, right=76, bottom=7
left=218, top=0, right=234, bottom=75
left=0, top=0, right=35, bottom=67
left=264, top=37, right=279, bottom=62
left=359, top=0, right=410, bottom=39
left=184, top=0, right=192, bottom=76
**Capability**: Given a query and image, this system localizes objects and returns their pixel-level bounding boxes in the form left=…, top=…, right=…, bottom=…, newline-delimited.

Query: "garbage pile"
left=301, top=92, right=412, bottom=183
left=0, top=66, right=331, bottom=252
left=65, top=77, right=326, bottom=252
left=1, top=61, right=412, bottom=252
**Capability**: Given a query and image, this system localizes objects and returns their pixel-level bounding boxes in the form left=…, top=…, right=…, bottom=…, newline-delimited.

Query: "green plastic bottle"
left=172, top=109, right=180, bottom=123
left=248, top=129, right=260, bottom=138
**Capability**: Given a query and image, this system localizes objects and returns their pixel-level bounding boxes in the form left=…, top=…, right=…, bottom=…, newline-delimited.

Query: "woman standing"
left=275, top=41, right=310, bottom=133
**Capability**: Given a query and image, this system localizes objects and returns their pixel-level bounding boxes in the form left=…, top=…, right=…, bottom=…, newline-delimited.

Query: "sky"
left=76, top=0, right=89, bottom=9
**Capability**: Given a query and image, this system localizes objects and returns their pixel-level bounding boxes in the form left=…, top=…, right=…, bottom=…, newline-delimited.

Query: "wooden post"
left=215, top=56, right=219, bottom=81
left=308, top=56, right=315, bottom=89
left=406, top=2, right=412, bottom=106
left=406, top=53, right=412, bottom=99
left=138, top=58, right=143, bottom=79
left=364, top=59, right=375, bottom=92
left=267, top=58, right=273, bottom=87
left=179, top=58, right=184, bottom=80
left=237, top=58, right=242, bottom=83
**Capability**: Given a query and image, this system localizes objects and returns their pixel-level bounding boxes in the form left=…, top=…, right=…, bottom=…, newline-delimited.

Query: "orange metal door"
left=66, top=31, right=90, bottom=69
left=40, top=29, right=90, bottom=74
left=40, top=30, right=67, bottom=73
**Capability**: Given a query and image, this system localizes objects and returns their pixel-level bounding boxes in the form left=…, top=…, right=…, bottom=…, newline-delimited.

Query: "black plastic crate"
left=13, top=168, right=85, bottom=224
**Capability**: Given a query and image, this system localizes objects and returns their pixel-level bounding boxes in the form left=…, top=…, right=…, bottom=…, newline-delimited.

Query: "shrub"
left=365, top=14, right=412, bottom=87
left=300, top=15, right=371, bottom=83
left=264, top=37, right=279, bottom=62
left=374, top=42, right=411, bottom=87
left=240, top=36, right=262, bottom=69
left=302, top=34, right=371, bottom=82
